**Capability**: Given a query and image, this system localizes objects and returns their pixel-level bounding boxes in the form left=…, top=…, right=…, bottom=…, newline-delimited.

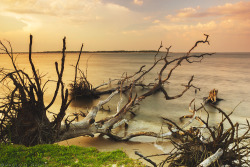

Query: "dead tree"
left=0, top=35, right=71, bottom=146
left=69, top=44, right=121, bottom=99
left=69, top=44, right=100, bottom=98
left=1, top=34, right=214, bottom=146
left=137, top=101, right=249, bottom=167
left=57, top=34, right=214, bottom=142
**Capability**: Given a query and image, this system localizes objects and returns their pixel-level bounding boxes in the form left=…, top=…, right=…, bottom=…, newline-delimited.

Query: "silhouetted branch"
left=45, top=37, right=66, bottom=110
left=135, top=151, right=157, bottom=167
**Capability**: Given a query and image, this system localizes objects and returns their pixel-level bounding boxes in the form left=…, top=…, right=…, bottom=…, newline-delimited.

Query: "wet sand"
left=58, top=136, right=171, bottom=166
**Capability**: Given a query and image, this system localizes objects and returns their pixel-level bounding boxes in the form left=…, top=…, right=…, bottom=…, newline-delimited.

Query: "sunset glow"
left=0, top=0, right=250, bottom=52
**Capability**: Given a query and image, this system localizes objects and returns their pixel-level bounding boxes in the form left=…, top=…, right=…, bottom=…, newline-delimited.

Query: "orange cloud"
left=166, top=6, right=201, bottom=22
left=176, top=6, right=200, bottom=18
left=206, top=1, right=250, bottom=20
left=153, top=20, right=160, bottom=24
left=133, top=0, right=143, bottom=6
left=167, top=1, right=250, bottom=21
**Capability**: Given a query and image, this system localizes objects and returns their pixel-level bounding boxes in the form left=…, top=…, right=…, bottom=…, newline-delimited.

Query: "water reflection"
left=0, top=52, right=249, bottom=137
left=70, top=96, right=95, bottom=109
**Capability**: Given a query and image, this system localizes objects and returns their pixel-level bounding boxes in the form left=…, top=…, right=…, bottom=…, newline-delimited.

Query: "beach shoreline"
left=58, top=136, right=171, bottom=166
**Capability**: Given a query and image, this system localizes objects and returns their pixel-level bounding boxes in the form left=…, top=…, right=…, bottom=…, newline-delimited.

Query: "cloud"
left=0, top=0, right=103, bottom=30
left=153, top=20, right=160, bottom=24
left=154, top=21, right=217, bottom=32
left=105, top=3, right=130, bottom=12
left=133, top=0, right=143, bottom=6
left=163, top=1, right=250, bottom=39
left=176, top=6, right=200, bottom=18
left=1, top=0, right=250, bottom=52
left=206, top=1, right=250, bottom=20
left=0, top=14, right=27, bottom=32
left=166, top=1, right=250, bottom=21
left=165, top=6, right=201, bottom=22
left=0, top=0, right=132, bottom=30
left=143, top=16, right=152, bottom=21
left=1, top=0, right=103, bottom=17
left=122, top=30, right=139, bottom=35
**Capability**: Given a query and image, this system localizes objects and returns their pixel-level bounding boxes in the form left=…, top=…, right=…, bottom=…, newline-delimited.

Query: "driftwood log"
left=198, top=148, right=223, bottom=167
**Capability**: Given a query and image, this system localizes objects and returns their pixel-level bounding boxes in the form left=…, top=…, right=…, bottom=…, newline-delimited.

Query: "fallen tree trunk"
left=58, top=90, right=119, bottom=141
left=55, top=35, right=215, bottom=143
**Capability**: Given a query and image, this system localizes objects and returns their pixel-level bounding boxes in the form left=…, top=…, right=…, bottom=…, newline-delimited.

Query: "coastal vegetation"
left=0, top=144, right=143, bottom=166
left=0, top=34, right=249, bottom=166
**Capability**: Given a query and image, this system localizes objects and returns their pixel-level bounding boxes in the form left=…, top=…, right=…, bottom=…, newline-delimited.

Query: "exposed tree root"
left=0, top=36, right=70, bottom=145
left=156, top=102, right=250, bottom=167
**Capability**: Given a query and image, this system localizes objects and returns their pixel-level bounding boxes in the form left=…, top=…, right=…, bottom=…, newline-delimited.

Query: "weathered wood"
left=204, top=88, right=224, bottom=104
left=58, top=90, right=119, bottom=141
left=197, top=148, right=223, bottom=167
left=135, top=151, right=157, bottom=167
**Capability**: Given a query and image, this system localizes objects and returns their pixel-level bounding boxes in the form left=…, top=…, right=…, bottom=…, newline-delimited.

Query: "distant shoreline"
left=1, top=51, right=250, bottom=54
left=1, top=50, right=158, bottom=54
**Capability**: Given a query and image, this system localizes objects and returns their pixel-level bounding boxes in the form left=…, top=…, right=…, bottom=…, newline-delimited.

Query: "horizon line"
left=1, top=50, right=250, bottom=54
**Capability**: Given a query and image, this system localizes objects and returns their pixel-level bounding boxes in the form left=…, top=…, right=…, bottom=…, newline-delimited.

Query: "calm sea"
left=0, top=52, right=249, bottom=139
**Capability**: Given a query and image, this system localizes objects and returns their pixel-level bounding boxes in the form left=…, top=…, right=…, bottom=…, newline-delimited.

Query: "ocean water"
left=0, top=52, right=249, bottom=140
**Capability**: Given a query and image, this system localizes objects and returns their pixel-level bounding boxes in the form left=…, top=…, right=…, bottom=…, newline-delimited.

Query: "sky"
left=0, top=0, right=250, bottom=52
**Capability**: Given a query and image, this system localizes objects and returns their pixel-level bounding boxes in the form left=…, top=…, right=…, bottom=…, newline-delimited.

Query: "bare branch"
left=45, top=37, right=66, bottom=110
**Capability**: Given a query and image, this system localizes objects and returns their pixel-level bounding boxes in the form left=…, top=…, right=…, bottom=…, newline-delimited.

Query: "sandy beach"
left=58, top=136, right=171, bottom=166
